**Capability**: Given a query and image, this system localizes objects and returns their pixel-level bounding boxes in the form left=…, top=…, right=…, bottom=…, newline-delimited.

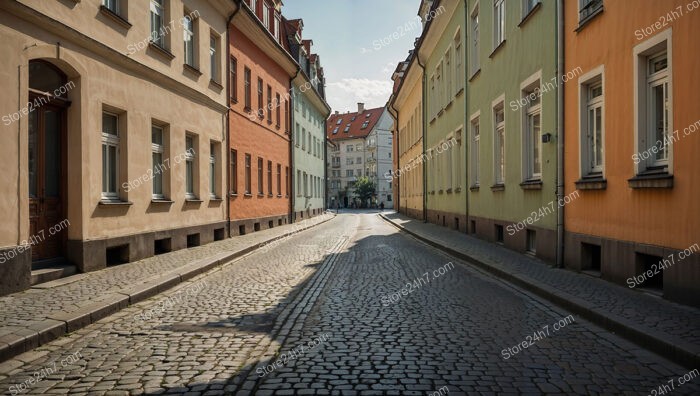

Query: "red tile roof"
left=327, top=106, right=384, bottom=141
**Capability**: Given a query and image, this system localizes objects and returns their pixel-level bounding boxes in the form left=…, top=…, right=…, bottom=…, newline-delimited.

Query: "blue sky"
left=283, top=0, right=421, bottom=113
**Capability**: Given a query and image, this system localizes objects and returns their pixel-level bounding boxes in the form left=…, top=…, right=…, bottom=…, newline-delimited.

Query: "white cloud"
left=326, top=78, right=392, bottom=113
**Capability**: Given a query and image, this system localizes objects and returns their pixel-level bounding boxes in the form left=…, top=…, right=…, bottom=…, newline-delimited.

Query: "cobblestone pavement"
left=0, top=212, right=698, bottom=395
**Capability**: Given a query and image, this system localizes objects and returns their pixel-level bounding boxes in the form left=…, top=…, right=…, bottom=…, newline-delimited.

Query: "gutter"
left=556, top=0, right=565, bottom=268
left=463, top=0, right=469, bottom=232
left=226, top=0, right=243, bottom=238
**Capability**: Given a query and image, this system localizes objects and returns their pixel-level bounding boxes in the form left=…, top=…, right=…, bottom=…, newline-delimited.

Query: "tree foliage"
left=352, top=176, right=376, bottom=203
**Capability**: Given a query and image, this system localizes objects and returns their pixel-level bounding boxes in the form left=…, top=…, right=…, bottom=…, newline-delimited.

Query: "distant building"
left=326, top=104, right=389, bottom=208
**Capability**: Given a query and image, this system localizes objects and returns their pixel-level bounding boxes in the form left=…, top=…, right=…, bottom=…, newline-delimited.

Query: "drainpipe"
left=556, top=0, right=565, bottom=268
left=226, top=1, right=243, bottom=238
left=416, top=52, right=427, bottom=223
left=289, top=67, right=300, bottom=223
left=463, top=0, right=470, bottom=233
left=388, top=101, right=399, bottom=213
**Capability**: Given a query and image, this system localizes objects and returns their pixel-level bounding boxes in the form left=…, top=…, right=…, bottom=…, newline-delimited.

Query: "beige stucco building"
left=0, top=0, right=235, bottom=295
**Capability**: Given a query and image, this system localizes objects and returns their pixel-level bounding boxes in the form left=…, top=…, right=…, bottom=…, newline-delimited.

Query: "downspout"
left=289, top=67, right=300, bottom=223
left=463, top=0, right=469, bottom=233
left=388, top=101, right=399, bottom=213
left=416, top=52, right=427, bottom=223
left=323, top=115, right=328, bottom=212
left=226, top=1, right=243, bottom=238
left=556, top=0, right=565, bottom=268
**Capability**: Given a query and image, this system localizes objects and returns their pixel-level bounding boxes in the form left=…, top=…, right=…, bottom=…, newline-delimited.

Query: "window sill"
left=244, top=193, right=253, bottom=197
left=489, top=40, right=506, bottom=59
left=229, top=193, right=238, bottom=198
left=151, top=199, right=174, bottom=204
left=518, top=2, right=542, bottom=28
left=429, top=117, right=436, bottom=125
left=575, top=175, right=607, bottom=190
left=99, top=199, right=133, bottom=206
left=148, top=42, right=175, bottom=60
left=454, top=187, right=462, bottom=193
left=628, top=172, right=673, bottom=189
left=268, top=194, right=274, bottom=197
left=456, top=88, right=465, bottom=97
left=257, top=193, right=265, bottom=197
left=470, top=184, right=480, bottom=192
left=437, top=109, right=445, bottom=117
left=184, top=63, right=202, bottom=77
left=209, top=79, right=224, bottom=91
left=277, top=194, right=283, bottom=198
left=575, top=6, right=604, bottom=32
left=446, top=188, right=453, bottom=194
left=520, top=179, right=543, bottom=190
left=438, top=189, right=444, bottom=195
left=209, top=197, right=223, bottom=202
left=99, top=6, right=132, bottom=30
left=445, top=101, right=453, bottom=111
left=490, top=184, right=505, bottom=192
left=469, top=69, right=481, bottom=82
left=185, top=198, right=203, bottom=203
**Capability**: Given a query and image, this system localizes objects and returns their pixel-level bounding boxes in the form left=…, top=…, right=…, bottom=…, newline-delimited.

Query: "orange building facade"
left=228, top=1, right=297, bottom=235
left=564, top=0, right=700, bottom=305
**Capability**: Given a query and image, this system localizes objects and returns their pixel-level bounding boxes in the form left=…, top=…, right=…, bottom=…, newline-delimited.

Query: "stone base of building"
left=0, top=246, right=31, bottom=297
left=565, top=232, right=700, bottom=308
left=400, top=206, right=423, bottom=221
left=67, top=221, right=229, bottom=273
left=426, top=209, right=468, bottom=234
left=293, top=207, right=325, bottom=222
left=468, top=215, right=557, bottom=264
left=230, top=214, right=289, bottom=237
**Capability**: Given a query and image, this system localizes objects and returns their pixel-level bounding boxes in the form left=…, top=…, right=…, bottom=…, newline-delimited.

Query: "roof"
left=326, top=106, right=384, bottom=141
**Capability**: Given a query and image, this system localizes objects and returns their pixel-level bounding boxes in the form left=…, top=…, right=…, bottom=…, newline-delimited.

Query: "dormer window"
left=332, top=127, right=339, bottom=134
left=336, top=119, right=342, bottom=125
left=361, top=121, right=369, bottom=129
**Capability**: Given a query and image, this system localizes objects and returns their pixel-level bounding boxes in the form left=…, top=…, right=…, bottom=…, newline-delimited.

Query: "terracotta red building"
left=228, top=0, right=297, bottom=234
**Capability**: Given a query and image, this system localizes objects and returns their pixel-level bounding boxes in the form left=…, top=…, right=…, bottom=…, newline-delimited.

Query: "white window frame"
left=453, top=127, right=463, bottom=190
left=210, top=34, right=219, bottom=82
left=103, top=0, right=120, bottom=14
left=577, top=65, right=606, bottom=177
left=455, top=28, right=464, bottom=92
left=102, top=112, right=120, bottom=201
left=492, top=95, right=506, bottom=185
left=523, top=0, right=540, bottom=16
left=470, top=2, right=480, bottom=76
left=520, top=71, right=542, bottom=181
left=493, top=0, right=505, bottom=49
left=445, top=47, right=453, bottom=102
left=152, top=125, right=165, bottom=200
left=183, top=12, right=196, bottom=67
left=633, top=29, right=673, bottom=175
left=470, top=111, right=481, bottom=187
left=150, top=0, right=165, bottom=48
left=185, top=135, right=196, bottom=199
left=209, top=142, right=217, bottom=198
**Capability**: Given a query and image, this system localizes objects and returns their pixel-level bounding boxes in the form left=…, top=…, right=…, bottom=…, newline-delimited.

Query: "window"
left=524, top=0, right=540, bottom=15
left=103, top=0, right=120, bottom=14
left=471, top=116, right=480, bottom=186
left=346, top=170, right=353, bottom=177
left=634, top=33, right=671, bottom=174
left=263, top=1, right=270, bottom=29
left=580, top=68, right=604, bottom=176
left=579, top=0, right=603, bottom=23
left=274, top=16, right=281, bottom=43
left=277, top=164, right=281, bottom=195
left=101, top=112, right=120, bottom=200
left=297, top=170, right=302, bottom=196
left=250, top=0, right=257, bottom=14
left=455, top=29, right=464, bottom=90
left=245, top=154, right=251, bottom=194
left=445, top=48, right=453, bottom=101
left=183, top=12, right=196, bottom=67
left=429, top=75, right=436, bottom=119
left=267, top=85, right=272, bottom=124
left=361, top=121, right=369, bottom=129
left=150, top=0, right=165, bottom=48
left=493, top=101, right=505, bottom=185
left=209, top=142, right=218, bottom=198
left=522, top=77, right=542, bottom=180
left=244, top=67, right=251, bottom=110
left=152, top=125, right=164, bottom=199
left=257, top=157, right=263, bottom=194
left=210, top=34, right=219, bottom=82
left=285, top=166, right=289, bottom=196
left=436, top=63, right=442, bottom=111
left=230, top=57, right=238, bottom=102
left=493, top=0, right=505, bottom=48
left=185, top=135, right=196, bottom=199
left=356, top=157, right=362, bottom=164
left=454, top=129, right=462, bottom=190
left=470, top=6, right=479, bottom=75
left=295, top=123, right=300, bottom=146
left=346, top=158, right=353, bottom=165
left=231, top=149, right=238, bottom=195
left=347, top=144, right=353, bottom=152
left=303, top=172, right=308, bottom=197
left=257, top=78, right=263, bottom=118
left=276, top=93, right=281, bottom=127
left=344, top=124, right=350, bottom=132
left=302, top=128, right=306, bottom=150
left=267, top=160, right=272, bottom=195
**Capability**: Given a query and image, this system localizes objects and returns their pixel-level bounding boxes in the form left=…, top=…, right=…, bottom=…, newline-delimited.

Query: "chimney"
left=335, top=111, right=339, bottom=115
left=358, top=103, right=365, bottom=113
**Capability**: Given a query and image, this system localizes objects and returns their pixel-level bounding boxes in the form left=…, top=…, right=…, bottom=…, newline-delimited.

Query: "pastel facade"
left=466, top=0, right=559, bottom=262
left=564, top=0, right=700, bottom=305
left=367, top=108, right=395, bottom=209
left=0, top=0, right=233, bottom=295
left=419, top=0, right=468, bottom=232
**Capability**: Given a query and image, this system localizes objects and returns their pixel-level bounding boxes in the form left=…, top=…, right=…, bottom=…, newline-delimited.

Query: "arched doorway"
left=28, top=60, right=70, bottom=264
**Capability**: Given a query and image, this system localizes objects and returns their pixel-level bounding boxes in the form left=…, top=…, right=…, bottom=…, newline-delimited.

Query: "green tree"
left=353, top=176, right=376, bottom=207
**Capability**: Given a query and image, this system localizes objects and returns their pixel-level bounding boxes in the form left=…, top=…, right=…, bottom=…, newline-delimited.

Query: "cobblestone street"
left=0, top=212, right=698, bottom=395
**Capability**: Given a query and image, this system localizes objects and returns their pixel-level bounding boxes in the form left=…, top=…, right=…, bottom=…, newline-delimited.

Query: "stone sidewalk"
left=380, top=212, right=700, bottom=369
left=0, top=213, right=335, bottom=363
